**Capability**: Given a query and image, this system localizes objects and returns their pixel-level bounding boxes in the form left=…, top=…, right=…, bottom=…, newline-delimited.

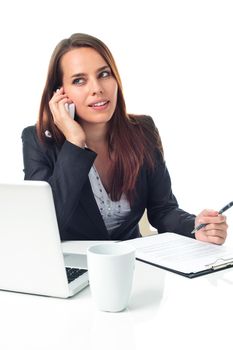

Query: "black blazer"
left=21, top=124, right=195, bottom=241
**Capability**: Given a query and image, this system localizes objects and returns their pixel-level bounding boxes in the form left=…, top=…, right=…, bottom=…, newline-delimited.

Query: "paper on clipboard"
left=122, top=233, right=233, bottom=277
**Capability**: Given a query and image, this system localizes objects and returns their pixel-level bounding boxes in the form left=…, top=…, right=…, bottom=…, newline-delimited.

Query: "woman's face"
left=61, top=47, right=118, bottom=126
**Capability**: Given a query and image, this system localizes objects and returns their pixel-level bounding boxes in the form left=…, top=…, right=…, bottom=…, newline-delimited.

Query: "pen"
left=191, top=201, right=233, bottom=234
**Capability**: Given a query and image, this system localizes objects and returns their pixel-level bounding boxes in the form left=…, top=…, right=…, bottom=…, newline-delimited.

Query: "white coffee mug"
left=87, top=243, right=135, bottom=312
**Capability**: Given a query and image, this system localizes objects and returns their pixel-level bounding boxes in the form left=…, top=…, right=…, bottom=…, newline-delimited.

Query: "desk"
left=0, top=241, right=233, bottom=350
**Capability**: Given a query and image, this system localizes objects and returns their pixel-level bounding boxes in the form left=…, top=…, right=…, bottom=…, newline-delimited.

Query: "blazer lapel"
left=110, top=185, right=145, bottom=240
left=80, top=180, right=109, bottom=239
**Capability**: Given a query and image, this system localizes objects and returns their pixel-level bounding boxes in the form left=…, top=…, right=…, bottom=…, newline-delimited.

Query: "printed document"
left=122, top=233, right=233, bottom=276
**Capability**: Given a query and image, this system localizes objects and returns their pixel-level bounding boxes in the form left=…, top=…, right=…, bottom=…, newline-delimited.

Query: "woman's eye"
left=99, top=70, right=111, bottom=78
left=73, top=77, right=85, bottom=85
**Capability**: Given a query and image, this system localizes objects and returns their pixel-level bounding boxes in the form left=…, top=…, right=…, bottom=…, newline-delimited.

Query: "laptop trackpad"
left=64, top=253, right=87, bottom=269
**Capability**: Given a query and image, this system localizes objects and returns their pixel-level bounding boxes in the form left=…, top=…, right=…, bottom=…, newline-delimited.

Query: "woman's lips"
left=88, top=100, right=110, bottom=111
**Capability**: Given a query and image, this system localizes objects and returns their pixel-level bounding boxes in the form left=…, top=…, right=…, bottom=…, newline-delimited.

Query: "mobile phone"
left=65, top=103, right=75, bottom=119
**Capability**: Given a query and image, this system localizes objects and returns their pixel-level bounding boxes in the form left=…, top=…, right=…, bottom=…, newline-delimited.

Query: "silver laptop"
left=0, top=181, right=89, bottom=298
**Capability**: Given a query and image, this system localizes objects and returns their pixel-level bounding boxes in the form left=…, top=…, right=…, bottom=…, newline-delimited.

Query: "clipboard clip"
left=205, top=258, right=233, bottom=270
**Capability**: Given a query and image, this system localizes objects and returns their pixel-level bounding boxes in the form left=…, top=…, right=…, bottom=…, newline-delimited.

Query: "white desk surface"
left=1, top=239, right=233, bottom=350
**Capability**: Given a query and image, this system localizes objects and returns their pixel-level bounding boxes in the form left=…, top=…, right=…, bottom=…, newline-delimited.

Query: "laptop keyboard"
left=66, top=267, right=87, bottom=283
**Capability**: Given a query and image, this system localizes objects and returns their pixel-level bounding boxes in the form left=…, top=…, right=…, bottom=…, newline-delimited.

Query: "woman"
left=22, top=33, right=227, bottom=243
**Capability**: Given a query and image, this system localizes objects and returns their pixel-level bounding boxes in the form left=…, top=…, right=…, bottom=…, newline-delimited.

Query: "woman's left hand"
left=194, top=209, right=228, bottom=245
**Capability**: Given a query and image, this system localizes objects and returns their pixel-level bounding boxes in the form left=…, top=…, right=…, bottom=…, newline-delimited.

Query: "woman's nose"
left=90, top=79, right=103, bottom=96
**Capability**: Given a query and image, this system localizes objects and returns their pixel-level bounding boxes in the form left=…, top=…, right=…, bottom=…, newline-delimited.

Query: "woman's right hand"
left=49, top=87, right=86, bottom=147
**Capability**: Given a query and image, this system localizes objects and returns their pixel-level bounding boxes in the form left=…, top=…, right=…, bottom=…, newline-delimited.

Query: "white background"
left=0, top=0, right=232, bottom=228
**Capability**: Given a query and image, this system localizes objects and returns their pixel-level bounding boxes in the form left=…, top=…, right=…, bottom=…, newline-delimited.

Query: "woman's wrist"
left=66, top=137, right=86, bottom=148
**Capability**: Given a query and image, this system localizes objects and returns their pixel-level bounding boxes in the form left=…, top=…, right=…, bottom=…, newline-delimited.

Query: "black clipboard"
left=121, top=232, right=233, bottom=278
left=136, top=257, right=233, bottom=278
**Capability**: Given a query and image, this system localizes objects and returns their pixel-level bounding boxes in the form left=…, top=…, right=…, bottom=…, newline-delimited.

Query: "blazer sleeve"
left=146, top=154, right=196, bottom=237
left=21, top=126, right=97, bottom=232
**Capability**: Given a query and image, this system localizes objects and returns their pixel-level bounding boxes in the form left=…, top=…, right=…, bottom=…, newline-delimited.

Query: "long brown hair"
left=37, top=33, right=164, bottom=204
